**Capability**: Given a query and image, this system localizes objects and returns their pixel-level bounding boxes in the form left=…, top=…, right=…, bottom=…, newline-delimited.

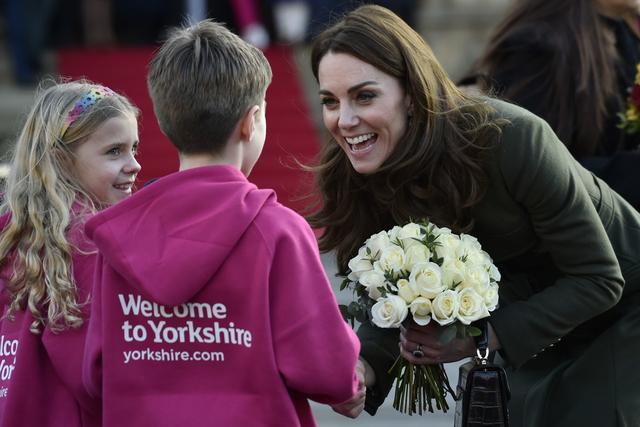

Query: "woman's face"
left=318, top=52, right=409, bottom=175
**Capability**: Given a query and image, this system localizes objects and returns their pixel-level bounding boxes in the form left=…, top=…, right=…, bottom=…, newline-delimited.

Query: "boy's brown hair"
left=147, top=20, right=272, bottom=154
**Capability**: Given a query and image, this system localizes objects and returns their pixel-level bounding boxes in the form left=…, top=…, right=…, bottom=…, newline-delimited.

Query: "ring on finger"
left=412, top=343, right=425, bottom=358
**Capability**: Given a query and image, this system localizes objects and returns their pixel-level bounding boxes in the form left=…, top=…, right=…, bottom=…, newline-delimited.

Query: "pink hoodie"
left=0, top=215, right=101, bottom=427
left=84, top=165, right=360, bottom=426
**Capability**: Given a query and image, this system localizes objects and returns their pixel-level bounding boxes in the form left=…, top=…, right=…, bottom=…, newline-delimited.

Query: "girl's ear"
left=239, top=105, right=260, bottom=143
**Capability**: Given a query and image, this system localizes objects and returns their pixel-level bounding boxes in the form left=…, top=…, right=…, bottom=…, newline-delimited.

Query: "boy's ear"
left=239, top=105, right=261, bottom=143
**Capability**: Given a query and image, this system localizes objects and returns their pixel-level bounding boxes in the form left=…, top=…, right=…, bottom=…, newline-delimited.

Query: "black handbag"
left=454, top=319, right=510, bottom=427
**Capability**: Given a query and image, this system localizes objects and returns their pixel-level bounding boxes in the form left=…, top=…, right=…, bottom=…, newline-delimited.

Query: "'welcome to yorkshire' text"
left=118, top=294, right=252, bottom=348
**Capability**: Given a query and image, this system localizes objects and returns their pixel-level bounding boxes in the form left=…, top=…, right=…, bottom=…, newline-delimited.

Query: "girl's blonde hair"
left=0, top=79, right=138, bottom=333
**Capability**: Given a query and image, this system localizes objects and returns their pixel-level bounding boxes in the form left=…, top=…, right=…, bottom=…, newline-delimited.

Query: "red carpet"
left=58, top=45, right=319, bottom=213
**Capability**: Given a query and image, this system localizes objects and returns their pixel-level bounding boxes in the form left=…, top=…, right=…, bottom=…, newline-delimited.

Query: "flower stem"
left=388, top=356, right=454, bottom=415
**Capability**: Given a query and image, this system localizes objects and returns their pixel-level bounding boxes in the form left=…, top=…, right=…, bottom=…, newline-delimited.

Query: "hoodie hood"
left=85, top=165, right=273, bottom=306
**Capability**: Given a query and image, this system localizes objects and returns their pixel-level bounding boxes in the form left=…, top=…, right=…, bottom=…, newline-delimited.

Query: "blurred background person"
left=464, top=0, right=640, bottom=209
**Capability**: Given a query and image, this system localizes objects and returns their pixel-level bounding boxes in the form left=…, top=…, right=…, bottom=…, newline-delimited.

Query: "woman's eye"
left=320, top=97, right=338, bottom=108
left=357, top=91, right=376, bottom=102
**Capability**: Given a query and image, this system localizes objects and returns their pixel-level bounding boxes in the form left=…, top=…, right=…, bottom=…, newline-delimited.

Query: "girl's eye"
left=132, top=144, right=139, bottom=156
left=107, top=147, right=121, bottom=156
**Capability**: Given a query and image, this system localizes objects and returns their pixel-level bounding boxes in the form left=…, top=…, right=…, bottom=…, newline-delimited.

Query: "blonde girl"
left=0, top=80, right=140, bottom=426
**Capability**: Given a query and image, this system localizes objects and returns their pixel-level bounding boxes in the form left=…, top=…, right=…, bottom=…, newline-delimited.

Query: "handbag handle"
left=473, top=318, right=490, bottom=364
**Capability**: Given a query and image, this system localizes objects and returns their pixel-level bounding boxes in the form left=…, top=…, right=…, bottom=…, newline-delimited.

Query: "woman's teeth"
left=345, top=133, right=375, bottom=145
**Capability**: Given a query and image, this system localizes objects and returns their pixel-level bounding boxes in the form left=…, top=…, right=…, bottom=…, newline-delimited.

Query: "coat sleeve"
left=267, top=213, right=360, bottom=404
left=489, top=110, right=624, bottom=368
left=357, top=320, right=400, bottom=415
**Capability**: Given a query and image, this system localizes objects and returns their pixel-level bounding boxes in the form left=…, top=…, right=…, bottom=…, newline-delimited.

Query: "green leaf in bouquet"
left=431, top=253, right=444, bottom=267
left=339, top=276, right=351, bottom=291
left=347, top=301, right=361, bottom=316
left=355, top=310, right=368, bottom=323
left=465, top=325, right=482, bottom=337
left=338, top=304, right=355, bottom=326
left=438, top=324, right=457, bottom=345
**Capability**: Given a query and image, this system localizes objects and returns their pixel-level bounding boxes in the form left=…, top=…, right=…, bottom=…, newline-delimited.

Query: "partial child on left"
left=0, top=80, right=141, bottom=427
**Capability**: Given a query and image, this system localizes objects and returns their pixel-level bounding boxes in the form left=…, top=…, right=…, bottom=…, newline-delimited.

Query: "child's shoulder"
left=253, top=198, right=313, bottom=241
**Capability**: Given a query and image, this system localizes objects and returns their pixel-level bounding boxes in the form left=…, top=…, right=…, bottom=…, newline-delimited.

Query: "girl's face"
left=318, top=52, right=410, bottom=175
left=72, top=113, right=141, bottom=207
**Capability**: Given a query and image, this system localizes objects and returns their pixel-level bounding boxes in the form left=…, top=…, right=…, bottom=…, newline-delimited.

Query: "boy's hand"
left=330, top=359, right=367, bottom=418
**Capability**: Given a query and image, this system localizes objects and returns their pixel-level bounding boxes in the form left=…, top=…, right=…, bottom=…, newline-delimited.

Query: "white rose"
left=403, top=244, right=431, bottom=271
left=483, top=283, right=500, bottom=311
left=461, top=265, right=490, bottom=291
left=397, top=278, right=417, bottom=303
left=347, top=251, right=374, bottom=281
left=366, top=231, right=392, bottom=258
left=376, top=245, right=406, bottom=273
left=431, top=289, right=459, bottom=325
left=409, top=262, right=445, bottom=299
left=398, top=223, right=423, bottom=249
left=489, top=263, right=501, bottom=282
left=432, top=225, right=451, bottom=236
left=435, top=232, right=460, bottom=262
left=409, top=297, right=432, bottom=326
left=457, top=235, right=481, bottom=263
left=464, top=250, right=488, bottom=269
left=387, top=225, right=403, bottom=242
left=457, top=288, right=490, bottom=325
left=371, top=295, right=408, bottom=328
left=459, top=234, right=481, bottom=250
left=359, top=270, right=387, bottom=300
left=440, top=258, right=466, bottom=289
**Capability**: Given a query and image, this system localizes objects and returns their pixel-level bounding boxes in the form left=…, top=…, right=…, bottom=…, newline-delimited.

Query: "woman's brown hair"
left=308, top=5, right=506, bottom=274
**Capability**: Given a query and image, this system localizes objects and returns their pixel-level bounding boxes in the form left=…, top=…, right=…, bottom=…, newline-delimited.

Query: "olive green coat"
left=358, top=99, right=640, bottom=426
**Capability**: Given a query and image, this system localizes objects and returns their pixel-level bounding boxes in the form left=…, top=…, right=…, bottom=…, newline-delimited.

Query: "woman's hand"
left=399, top=321, right=476, bottom=365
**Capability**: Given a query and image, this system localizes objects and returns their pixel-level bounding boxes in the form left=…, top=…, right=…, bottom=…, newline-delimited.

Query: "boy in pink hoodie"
left=83, top=20, right=363, bottom=426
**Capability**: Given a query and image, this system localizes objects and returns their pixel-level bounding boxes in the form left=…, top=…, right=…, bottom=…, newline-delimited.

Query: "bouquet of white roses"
left=339, top=220, right=500, bottom=415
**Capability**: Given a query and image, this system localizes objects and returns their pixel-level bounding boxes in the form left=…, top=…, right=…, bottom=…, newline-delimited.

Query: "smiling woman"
left=308, top=5, right=640, bottom=426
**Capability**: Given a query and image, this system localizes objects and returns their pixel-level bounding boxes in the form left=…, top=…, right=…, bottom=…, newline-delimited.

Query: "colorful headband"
left=60, top=86, right=116, bottom=138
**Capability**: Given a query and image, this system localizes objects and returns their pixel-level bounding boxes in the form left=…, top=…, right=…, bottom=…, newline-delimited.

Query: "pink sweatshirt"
left=84, top=165, right=360, bottom=427
left=0, top=216, right=101, bottom=426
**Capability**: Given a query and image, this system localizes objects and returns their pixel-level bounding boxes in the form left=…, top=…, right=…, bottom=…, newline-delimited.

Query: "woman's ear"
left=405, top=95, right=413, bottom=115
left=239, top=105, right=261, bottom=143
